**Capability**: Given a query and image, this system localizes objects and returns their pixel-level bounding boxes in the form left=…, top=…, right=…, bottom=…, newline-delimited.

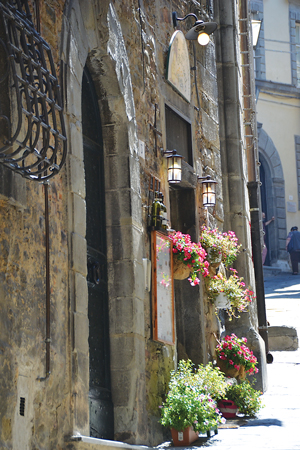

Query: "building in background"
left=251, top=0, right=300, bottom=267
left=0, top=1, right=266, bottom=449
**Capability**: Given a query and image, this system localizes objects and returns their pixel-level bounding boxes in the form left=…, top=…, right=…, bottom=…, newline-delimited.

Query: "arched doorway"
left=82, top=66, right=114, bottom=439
left=258, top=124, right=287, bottom=264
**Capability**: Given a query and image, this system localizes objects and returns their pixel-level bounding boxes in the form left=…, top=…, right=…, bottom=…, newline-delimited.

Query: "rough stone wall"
left=0, top=0, right=226, bottom=448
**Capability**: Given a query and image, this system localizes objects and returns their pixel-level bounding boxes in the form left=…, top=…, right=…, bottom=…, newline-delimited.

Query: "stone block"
left=109, top=297, right=144, bottom=335
left=67, top=72, right=82, bottom=119
left=70, top=122, right=84, bottom=160
left=69, top=155, right=85, bottom=197
left=73, top=194, right=86, bottom=237
left=73, top=312, right=89, bottom=353
left=106, top=155, right=130, bottom=190
left=72, top=233, right=87, bottom=276
left=74, top=272, right=88, bottom=314
left=202, top=111, right=219, bottom=147
left=110, top=335, right=144, bottom=371
left=105, top=189, right=131, bottom=227
left=268, top=326, right=299, bottom=351
left=107, top=260, right=134, bottom=298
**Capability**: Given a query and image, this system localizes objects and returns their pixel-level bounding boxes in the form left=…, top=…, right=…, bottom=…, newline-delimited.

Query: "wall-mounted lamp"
left=172, top=12, right=217, bottom=46
left=162, top=149, right=183, bottom=183
left=198, top=175, right=217, bottom=206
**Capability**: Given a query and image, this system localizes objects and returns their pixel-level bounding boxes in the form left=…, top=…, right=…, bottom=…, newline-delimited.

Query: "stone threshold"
left=69, top=435, right=154, bottom=450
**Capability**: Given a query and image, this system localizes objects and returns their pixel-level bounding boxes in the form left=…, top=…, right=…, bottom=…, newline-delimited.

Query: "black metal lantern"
left=172, top=12, right=217, bottom=46
left=199, top=175, right=217, bottom=206
left=163, top=149, right=183, bottom=183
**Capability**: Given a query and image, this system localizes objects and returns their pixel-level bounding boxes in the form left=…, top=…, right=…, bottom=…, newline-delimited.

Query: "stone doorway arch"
left=61, top=1, right=145, bottom=442
left=258, top=123, right=287, bottom=264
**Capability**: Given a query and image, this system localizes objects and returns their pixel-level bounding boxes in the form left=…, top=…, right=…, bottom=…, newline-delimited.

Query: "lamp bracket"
left=172, top=12, right=198, bottom=28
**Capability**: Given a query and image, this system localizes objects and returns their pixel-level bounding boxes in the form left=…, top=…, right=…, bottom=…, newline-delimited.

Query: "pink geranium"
left=170, top=231, right=209, bottom=286
left=215, top=334, right=259, bottom=376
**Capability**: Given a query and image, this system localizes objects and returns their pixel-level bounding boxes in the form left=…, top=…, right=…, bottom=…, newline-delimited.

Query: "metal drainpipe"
left=239, top=0, right=273, bottom=363
left=38, top=182, right=51, bottom=380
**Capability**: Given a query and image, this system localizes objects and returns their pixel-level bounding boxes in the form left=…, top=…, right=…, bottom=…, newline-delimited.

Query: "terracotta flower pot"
left=173, top=257, right=191, bottom=280
left=171, top=427, right=199, bottom=446
left=218, top=400, right=238, bottom=419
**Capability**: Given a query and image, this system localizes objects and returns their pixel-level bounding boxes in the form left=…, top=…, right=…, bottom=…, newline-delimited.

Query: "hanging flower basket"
left=171, top=427, right=199, bottom=446
left=206, top=247, right=222, bottom=268
left=214, top=293, right=231, bottom=309
left=173, top=256, right=191, bottom=280
left=217, top=356, right=239, bottom=378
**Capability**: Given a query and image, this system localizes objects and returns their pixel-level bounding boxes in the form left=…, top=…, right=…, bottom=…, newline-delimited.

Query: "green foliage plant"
left=195, top=362, right=228, bottom=401
left=206, top=271, right=255, bottom=320
left=159, top=360, right=226, bottom=433
left=200, top=227, right=241, bottom=267
left=225, top=379, right=264, bottom=416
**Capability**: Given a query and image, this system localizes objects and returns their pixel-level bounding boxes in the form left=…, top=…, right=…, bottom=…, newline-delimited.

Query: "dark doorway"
left=82, top=66, right=114, bottom=439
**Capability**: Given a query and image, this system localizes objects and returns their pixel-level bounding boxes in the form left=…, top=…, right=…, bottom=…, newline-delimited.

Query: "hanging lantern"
left=163, top=150, right=183, bottom=184
left=199, top=176, right=217, bottom=207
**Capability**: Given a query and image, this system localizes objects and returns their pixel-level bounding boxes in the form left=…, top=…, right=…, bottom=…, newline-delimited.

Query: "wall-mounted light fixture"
left=172, top=12, right=217, bottom=46
left=198, top=175, right=217, bottom=206
left=162, top=149, right=183, bottom=183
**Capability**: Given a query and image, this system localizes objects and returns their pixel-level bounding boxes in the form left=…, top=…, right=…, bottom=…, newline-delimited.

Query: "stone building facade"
left=0, top=1, right=265, bottom=449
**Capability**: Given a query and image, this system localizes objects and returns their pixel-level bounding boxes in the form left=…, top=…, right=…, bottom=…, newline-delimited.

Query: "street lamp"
left=172, top=12, right=217, bottom=46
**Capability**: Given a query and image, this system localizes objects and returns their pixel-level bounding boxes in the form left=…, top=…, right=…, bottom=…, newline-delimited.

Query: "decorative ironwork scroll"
left=0, top=0, right=67, bottom=181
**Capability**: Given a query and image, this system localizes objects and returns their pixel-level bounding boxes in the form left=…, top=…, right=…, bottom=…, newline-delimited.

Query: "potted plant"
left=206, top=270, right=255, bottom=319
left=215, top=334, right=259, bottom=379
left=222, top=379, right=263, bottom=417
left=160, top=360, right=225, bottom=445
left=200, top=227, right=241, bottom=267
left=170, top=231, right=209, bottom=286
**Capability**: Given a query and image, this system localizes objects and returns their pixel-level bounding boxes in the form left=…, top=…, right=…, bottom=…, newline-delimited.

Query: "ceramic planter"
left=173, top=256, right=191, bottom=280
left=214, top=293, right=231, bottom=309
left=218, top=399, right=238, bottom=419
left=171, top=427, right=199, bottom=446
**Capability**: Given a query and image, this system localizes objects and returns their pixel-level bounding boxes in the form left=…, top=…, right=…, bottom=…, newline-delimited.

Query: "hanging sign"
left=166, top=30, right=191, bottom=102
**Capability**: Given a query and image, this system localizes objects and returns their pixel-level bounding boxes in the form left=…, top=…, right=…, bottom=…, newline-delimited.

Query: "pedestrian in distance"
left=262, top=212, right=275, bottom=265
left=286, top=226, right=300, bottom=274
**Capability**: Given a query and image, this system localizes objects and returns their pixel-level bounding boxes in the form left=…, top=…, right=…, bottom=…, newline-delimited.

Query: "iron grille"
left=0, top=0, right=67, bottom=181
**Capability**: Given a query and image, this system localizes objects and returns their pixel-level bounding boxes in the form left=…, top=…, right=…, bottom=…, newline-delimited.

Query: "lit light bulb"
left=197, top=32, right=210, bottom=46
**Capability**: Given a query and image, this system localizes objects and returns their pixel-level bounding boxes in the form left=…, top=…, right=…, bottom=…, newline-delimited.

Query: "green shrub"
left=225, top=380, right=263, bottom=416
left=160, top=360, right=225, bottom=433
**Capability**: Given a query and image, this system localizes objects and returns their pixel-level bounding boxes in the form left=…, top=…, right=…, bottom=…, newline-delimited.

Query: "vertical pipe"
left=44, top=182, right=51, bottom=377
left=239, top=0, right=272, bottom=361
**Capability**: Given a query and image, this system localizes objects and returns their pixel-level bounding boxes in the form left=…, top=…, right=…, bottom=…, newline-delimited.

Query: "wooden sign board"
left=166, top=30, right=191, bottom=103
left=151, top=231, right=175, bottom=345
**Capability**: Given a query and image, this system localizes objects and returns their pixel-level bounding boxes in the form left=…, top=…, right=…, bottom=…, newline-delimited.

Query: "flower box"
left=171, top=427, right=199, bottom=446
left=217, top=400, right=238, bottom=419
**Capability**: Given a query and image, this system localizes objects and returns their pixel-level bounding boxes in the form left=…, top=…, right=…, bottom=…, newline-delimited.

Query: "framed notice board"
left=151, top=231, right=175, bottom=345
